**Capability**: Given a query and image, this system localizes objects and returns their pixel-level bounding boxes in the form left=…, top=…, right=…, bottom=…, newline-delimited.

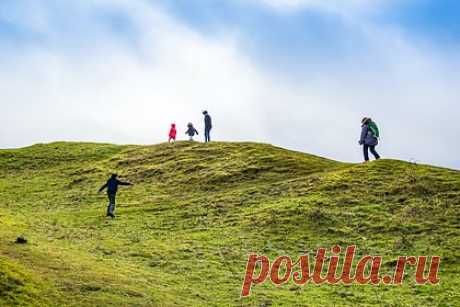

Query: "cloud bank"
left=0, top=0, right=459, bottom=169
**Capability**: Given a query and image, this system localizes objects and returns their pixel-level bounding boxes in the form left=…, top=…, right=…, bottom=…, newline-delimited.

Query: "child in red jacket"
left=169, top=123, right=177, bottom=143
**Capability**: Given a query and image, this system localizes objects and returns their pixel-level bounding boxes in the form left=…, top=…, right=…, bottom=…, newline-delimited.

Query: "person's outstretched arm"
left=117, top=180, right=132, bottom=186
left=98, top=182, right=108, bottom=192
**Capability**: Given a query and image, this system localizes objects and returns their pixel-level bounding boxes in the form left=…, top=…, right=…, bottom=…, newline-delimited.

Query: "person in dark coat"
left=185, top=123, right=199, bottom=141
left=98, top=174, right=132, bottom=218
left=203, top=110, right=212, bottom=143
left=359, top=117, right=381, bottom=162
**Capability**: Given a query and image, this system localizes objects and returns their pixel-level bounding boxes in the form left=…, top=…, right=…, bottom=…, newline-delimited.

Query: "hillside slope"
left=0, top=141, right=459, bottom=306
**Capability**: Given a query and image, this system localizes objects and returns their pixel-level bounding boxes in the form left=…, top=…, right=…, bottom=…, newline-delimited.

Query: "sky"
left=1, top=0, right=459, bottom=169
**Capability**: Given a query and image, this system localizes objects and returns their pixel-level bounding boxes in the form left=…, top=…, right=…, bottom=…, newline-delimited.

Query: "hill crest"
left=0, top=141, right=459, bottom=306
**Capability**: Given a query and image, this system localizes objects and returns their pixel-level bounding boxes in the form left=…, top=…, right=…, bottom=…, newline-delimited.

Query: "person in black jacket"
left=359, top=117, right=381, bottom=162
left=185, top=123, right=199, bottom=141
left=98, top=174, right=132, bottom=218
left=203, top=110, right=212, bottom=143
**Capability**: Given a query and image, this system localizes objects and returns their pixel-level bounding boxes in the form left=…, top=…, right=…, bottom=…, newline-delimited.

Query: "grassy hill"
left=0, top=141, right=459, bottom=306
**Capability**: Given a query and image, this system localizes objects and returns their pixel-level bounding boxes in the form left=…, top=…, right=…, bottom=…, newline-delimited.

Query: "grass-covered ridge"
left=0, top=141, right=459, bottom=306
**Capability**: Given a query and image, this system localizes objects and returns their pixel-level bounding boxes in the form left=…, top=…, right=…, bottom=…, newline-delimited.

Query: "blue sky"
left=1, top=0, right=459, bottom=168
left=2, top=1, right=459, bottom=64
left=156, top=0, right=460, bottom=71
left=161, top=0, right=460, bottom=43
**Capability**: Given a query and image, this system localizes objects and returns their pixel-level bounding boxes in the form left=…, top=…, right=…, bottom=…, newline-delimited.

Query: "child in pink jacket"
left=169, top=123, right=177, bottom=143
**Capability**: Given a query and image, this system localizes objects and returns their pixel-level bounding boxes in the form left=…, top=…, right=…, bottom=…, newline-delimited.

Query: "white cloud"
left=0, top=0, right=273, bottom=146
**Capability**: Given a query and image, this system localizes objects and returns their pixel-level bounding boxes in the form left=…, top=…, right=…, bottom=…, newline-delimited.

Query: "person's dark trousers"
left=363, top=145, right=381, bottom=161
left=107, top=193, right=116, bottom=216
left=204, top=127, right=211, bottom=143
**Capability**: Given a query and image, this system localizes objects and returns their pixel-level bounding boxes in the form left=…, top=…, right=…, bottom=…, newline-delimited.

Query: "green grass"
left=0, top=141, right=459, bottom=306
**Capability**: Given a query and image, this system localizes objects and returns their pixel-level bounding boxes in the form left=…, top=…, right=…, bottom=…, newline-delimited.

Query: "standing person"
left=168, top=123, right=177, bottom=143
left=203, top=110, right=212, bottom=143
left=98, top=174, right=132, bottom=218
left=359, top=117, right=381, bottom=162
left=185, top=123, right=199, bottom=141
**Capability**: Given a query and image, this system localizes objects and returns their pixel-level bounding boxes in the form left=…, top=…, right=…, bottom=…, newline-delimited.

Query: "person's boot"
left=109, top=204, right=116, bottom=218
left=107, top=204, right=114, bottom=217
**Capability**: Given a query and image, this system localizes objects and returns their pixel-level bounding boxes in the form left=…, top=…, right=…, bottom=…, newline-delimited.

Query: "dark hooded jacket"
left=360, top=123, right=378, bottom=146
left=186, top=126, right=199, bottom=136
left=99, top=177, right=131, bottom=194
left=204, top=114, right=212, bottom=129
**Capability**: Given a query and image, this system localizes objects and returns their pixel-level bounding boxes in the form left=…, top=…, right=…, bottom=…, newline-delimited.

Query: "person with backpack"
left=203, top=110, right=212, bottom=143
left=185, top=123, right=199, bottom=141
left=98, top=174, right=132, bottom=218
left=359, top=117, right=381, bottom=162
left=168, top=123, right=177, bottom=143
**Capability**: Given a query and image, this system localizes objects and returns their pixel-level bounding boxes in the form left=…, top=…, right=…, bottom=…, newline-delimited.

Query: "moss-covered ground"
left=0, top=141, right=458, bottom=306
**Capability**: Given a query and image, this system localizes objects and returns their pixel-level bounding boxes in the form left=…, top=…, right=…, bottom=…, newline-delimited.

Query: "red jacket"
left=169, top=125, right=177, bottom=139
